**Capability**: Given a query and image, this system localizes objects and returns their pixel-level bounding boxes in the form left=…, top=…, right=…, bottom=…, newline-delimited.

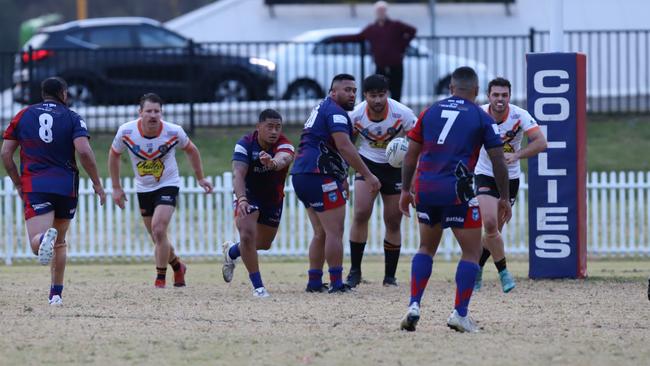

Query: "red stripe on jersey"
left=407, top=109, right=429, bottom=144
left=3, top=107, right=30, bottom=140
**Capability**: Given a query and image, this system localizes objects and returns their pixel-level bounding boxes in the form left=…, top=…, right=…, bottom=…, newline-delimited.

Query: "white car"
left=264, top=28, right=495, bottom=102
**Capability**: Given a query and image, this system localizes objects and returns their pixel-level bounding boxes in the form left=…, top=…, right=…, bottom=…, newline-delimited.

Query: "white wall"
left=166, top=0, right=650, bottom=42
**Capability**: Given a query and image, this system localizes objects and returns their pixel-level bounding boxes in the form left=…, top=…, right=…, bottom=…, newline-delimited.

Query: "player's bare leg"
left=305, top=208, right=328, bottom=292
left=237, top=211, right=261, bottom=274
left=50, top=218, right=71, bottom=288
left=233, top=212, right=275, bottom=297
left=347, top=178, right=378, bottom=286
left=148, top=205, right=175, bottom=288
left=26, top=212, right=71, bottom=305
left=254, top=223, right=278, bottom=251
left=401, top=223, right=442, bottom=331
left=447, top=227, right=482, bottom=333
left=26, top=211, right=55, bottom=261
left=381, top=193, right=402, bottom=286
left=308, top=205, right=349, bottom=293
left=476, top=194, right=514, bottom=292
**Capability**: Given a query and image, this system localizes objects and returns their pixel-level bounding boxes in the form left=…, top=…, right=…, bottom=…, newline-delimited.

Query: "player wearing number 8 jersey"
left=398, top=67, right=511, bottom=333
left=1, top=77, right=106, bottom=306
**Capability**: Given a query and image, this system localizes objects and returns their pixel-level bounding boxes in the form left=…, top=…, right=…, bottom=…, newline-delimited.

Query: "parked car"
left=263, top=28, right=494, bottom=101
left=13, top=17, right=276, bottom=107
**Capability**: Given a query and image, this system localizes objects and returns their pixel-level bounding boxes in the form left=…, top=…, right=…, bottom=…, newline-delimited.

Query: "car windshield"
left=137, top=27, right=187, bottom=48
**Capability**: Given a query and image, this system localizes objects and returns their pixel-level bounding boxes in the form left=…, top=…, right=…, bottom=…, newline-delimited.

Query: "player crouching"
left=222, top=109, right=295, bottom=298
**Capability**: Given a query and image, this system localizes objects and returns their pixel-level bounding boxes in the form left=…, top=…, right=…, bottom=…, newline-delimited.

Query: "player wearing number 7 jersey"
left=1, top=77, right=106, bottom=306
left=398, top=67, right=511, bottom=333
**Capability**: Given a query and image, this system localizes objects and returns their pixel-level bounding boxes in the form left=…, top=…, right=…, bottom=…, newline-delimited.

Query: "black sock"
left=169, top=256, right=181, bottom=272
left=384, top=240, right=401, bottom=278
left=156, top=267, right=167, bottom=281
left=349, top=241, right=366, bottom=271
left=495, top=258, right=507, bottom=273
left=479, top=248, right=491, bottom=267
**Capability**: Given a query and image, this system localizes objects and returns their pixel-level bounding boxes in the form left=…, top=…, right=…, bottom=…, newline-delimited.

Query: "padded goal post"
left=526, top=53, right=587, bottom=279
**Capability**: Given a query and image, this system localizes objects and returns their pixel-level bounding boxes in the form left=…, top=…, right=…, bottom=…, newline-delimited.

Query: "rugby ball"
left=385, top=137, right=409, bottom=168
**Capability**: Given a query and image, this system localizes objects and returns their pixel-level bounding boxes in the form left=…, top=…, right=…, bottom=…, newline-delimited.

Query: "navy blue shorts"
left=415, top=202, right=482, bottom=229
left=23, top=192, right=78, bottom=220
left=292, top=174, right=347, bottom=212
left=234, top=199, right=283, bottom=228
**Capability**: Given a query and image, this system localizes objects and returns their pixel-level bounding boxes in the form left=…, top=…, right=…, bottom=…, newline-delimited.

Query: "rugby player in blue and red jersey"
left=398, top=67, right=511, bottom=333
left=1, top=77, right=106, bottom=306
left=221, top=109, right=295, bottom=298
left=291, top=74, right=381, bottom=293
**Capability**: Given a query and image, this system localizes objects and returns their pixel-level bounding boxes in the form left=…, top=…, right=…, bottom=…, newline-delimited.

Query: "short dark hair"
left=451, top=66, right=478, bottom=91
left=329, top=73, right=355, bottom=91
left=139, top=93, right=164, bottom=109
left=487, top=77, right=512, bottom=94
left=258, top=108, right=282, bottom=123
left=363, top=74, right=389, bottom=93
left=41, top=76, right=67, bottom=103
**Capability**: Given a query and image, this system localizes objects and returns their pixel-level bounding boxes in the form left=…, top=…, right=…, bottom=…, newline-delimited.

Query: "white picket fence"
left=1, top=172, right=649, bottom=264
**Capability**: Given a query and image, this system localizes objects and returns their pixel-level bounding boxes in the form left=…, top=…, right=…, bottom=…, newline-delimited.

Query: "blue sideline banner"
left=527, top=53, right=587, bottom=279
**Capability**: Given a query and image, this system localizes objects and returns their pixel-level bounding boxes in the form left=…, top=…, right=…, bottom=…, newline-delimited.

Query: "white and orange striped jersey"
left=474, top=103, right=540, bottom=179
left=111, top=119, right=190, bottom=192
left=349, top=98, right=417, bottom=164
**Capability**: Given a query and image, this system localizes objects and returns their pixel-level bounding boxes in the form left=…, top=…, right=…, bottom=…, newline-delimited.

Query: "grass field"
left=61, top=113, right=650, bottom=180
left=1, top=258, right=649, bottom=365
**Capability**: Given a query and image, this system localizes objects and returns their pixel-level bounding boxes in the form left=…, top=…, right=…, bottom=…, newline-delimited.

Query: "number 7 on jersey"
left=437, top=110, right=459, bottom=144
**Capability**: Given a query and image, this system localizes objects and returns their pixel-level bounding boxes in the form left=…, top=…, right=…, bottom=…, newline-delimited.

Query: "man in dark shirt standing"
left=329, top=1, right=416, bottom=102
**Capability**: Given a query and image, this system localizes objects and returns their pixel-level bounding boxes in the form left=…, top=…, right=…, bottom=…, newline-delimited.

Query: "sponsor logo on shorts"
left=472, top=208, right=480, bottom=221
left=321, top=182, right=338, bottom=192
left=417, top=212, right=430, bottom=221
left=160, top=195, right=173, bottom=202
left=395, top=182, right=402, bottom=191
left=446, top=216, right=464, bottom=223
left=69, top=208, right=76, bottom=214
left=478, top=186, right=491, bottom=192
left=309, top=202, right=324, bottom=208
left=31, top=202, right=52, bottom=210
left=328, top=191, right=338, bottom=202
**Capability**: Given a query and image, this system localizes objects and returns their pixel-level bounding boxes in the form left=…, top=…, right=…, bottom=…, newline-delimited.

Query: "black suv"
left=13, top=17, right=275, bottom=106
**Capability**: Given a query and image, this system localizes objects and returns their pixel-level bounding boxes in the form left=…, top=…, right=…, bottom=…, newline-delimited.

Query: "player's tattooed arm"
left=232, top=160, right=251, bottom=216
left=269, top=151, right=294, bottom=171
left=331, top=132, right=380, bottom=193
left=232, top=160, right=249, bottom=199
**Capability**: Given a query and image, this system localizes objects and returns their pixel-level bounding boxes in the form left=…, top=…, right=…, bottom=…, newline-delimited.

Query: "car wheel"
left=213, top=76, right=251, bottom=102
left=67, top=80, right=94, bottom=107
left=435, top=75, right=452, bottom=96
left=284, top=80, right=324, bottom=100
